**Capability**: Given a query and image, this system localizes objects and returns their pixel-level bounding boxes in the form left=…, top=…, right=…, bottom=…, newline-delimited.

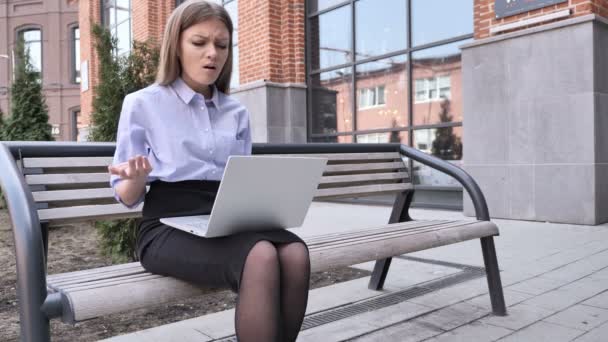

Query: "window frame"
left=15, top=25, right=43, bottom=77
left=69, top=24, right=80, bottom=84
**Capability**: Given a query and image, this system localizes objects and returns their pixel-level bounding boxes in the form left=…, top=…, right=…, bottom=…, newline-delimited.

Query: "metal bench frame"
left=0, top=142, right=505, bottom=342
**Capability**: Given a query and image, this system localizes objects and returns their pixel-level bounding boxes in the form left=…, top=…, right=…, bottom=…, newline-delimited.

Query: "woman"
left=108, top=1, right=310, bottom=341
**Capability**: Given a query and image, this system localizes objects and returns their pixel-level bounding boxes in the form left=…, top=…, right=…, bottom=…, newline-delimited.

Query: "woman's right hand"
left=108, top=155, right=153, bottom=183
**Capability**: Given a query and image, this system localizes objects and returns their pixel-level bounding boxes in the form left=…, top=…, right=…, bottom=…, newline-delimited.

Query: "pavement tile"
left=467, top=289, right=534, bottom=310
left=425, top=321, right=512, bottom=342
left=479, top=303, right=555, bottom=330
left=582, top=290, right=608, bottom=309
left=571, top=321, right=608, bottom=342
left=522, top=278, right=607, bottom=311
left=507, top=276, right=567, bottom=295
left=543, top=304, right=608, bottom=331
left=497, top=321, right=585, bottom=342
left=416, top=301, right=490, bottom=331
left=348, top=321, right=443, bottom=342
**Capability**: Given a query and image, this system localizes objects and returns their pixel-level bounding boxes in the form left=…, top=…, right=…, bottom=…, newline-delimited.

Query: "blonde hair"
left=156, top=0, right=233, bottom=93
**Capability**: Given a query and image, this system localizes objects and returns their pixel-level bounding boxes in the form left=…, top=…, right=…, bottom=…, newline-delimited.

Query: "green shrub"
left=90, top=24, right=159, bottom=262
left=4, top=38, right=53, bottom=141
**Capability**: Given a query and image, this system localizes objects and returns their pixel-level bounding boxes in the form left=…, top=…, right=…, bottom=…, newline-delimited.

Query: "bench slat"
left=310, top=221, right=480, bottom=250
left=48, top=263, right=143, bottom=283
left=47, top=220, right=497, bottom=323
left=324, top=161, right=406, bottom=173
left=23, top=153, right=400, bottom=169
left=26, top=173, right=109, bottom=186
left=32, top=187, right=150, bottom=203
left=314, top=183, right=411, bottom=199
left=304, top=220, right=454, bottom=244
left=320, top=171, right=409, bottom=185
left=33, top=188, right=114, bottom=202
left=277, top=152, right=401, bottom=161
left=37, top=204, right=142, bottom=222
left=23, top=157, right=114, bottom=168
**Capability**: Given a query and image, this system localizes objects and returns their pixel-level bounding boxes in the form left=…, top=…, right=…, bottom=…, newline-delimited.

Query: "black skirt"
left=137, top=180, right=306, bottom=292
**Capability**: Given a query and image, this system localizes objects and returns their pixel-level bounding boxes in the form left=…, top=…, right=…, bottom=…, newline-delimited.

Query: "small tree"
left=0, top=106, right=5, bottom=140
left=4, top=39, right=53, bottom=141
left=89, top=24, right=125, bottom=142
left=90, top=24, right=160, bottom=263
left=431, top=98, right=462, bottom=160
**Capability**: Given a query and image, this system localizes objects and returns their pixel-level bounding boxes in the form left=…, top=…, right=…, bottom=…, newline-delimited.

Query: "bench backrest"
left=21, top=152, right=411, bottom=225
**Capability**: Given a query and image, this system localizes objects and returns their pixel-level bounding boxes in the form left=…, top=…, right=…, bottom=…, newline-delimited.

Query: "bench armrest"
left=398, top=144, right=489, bottom=221
left=0, top=143, right=50, bottom=330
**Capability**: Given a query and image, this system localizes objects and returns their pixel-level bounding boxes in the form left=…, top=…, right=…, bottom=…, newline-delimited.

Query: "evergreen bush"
left=90, top=24, right=160, bottom=262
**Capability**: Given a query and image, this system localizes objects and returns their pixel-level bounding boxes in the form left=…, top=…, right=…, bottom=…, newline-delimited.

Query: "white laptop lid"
left=203, top=155, right=327, bottom=238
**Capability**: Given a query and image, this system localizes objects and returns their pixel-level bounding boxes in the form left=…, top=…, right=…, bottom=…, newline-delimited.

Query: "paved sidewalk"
left=104, top=202, right=608, bottom=341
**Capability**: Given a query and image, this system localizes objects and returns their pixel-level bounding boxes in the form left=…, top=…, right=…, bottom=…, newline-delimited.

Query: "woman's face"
left=179, top=18, right=230, bottom=94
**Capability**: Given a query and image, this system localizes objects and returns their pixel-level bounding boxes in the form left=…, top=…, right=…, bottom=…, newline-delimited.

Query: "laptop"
left=160, top=155, right=327, bottom=238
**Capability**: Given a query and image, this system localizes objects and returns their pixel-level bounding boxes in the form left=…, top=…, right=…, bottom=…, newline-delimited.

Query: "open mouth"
left=203, top=65, right=217, bottom=70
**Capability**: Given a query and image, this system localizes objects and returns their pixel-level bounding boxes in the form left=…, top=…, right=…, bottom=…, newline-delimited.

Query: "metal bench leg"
left=368, top=189, right=413, bottom=291
left=480, top=236, right=507, bottom=316
left=369, top=258, right=392, bottom=290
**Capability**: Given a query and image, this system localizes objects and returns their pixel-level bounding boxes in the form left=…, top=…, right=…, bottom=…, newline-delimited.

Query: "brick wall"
left=131, top=0, right=174, bottom=43
left=240, top=0, right=305, bottom=84
left=475, top=0, right=608, bottom=39
left=78, top=0, right=101, bottom=126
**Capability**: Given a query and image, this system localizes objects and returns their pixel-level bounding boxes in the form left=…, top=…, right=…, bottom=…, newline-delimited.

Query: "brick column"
left=77, top=0, right=102, bottom=127
left=239, top=0, right=305, bottom=84
left=233, top=0, right=307, bottom=143
left=131, top=0, right=174, bottom=43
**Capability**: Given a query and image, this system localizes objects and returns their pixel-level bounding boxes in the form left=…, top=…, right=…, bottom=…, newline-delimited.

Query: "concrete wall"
left=462, top=14, right=608, bottom=225
left=232, top=81, right=307, bottom=143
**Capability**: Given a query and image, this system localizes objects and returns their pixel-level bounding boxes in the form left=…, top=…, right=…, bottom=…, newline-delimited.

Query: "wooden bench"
left=0, top=141, right=506, bottom=341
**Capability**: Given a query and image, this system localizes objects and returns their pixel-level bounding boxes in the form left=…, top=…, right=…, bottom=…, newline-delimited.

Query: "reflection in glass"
left=355, top=0, right=406, bottom=60
left=309, top=5, right=351, bottom=70
left=412, top=40, right=470, bottom=126
left=412, top=0, right=473, bottom=46
left=356, top=55, right=407, bottom=132
left=413, top=126, right=462, bottom=160
left=357, top=130, right=407, bottom=144
left=20, top=29, right=42, bottom=73
left=311, top=135, right=353, bottom=143
left=310, top=67, right=353, bottom=135
left=308, top=0, right=348, bottom=13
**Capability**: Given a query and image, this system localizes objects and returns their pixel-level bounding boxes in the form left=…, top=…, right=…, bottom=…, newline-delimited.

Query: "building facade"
left=69, top=0, right=607, bottom=224
left=0, top=0, right=81, bottom=141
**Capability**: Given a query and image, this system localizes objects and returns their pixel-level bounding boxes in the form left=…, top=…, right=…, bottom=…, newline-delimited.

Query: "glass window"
left=355, top=0, right=406, bottom=60
left=412, top=40, right=469, bottom=126
left=413, top=127, right=462, bottom=160
left=72, top=27, right=80, bottom=83
left=356, top=55, right=407, bottom=131
left=412, top=0, right=473, bottom=46
left=413, top=126, right=462, bottom=186
left=357, top=130, right=408, bottom=144
left=308, top=0, right=348, bottom=14
left=103, top=0, right=132, bottom=56
left=310, top=67, right=353, bottom=135
left=309, top=5, right=352, bottom=70
left=18, top=29, right=42, bottom=74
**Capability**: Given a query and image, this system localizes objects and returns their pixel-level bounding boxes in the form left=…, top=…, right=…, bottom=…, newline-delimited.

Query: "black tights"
left=235, top=241, right=311, bottom=342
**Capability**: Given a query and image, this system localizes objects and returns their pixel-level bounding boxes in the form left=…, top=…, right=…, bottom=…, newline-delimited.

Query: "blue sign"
left=495, top=0, right=567, bottom=19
